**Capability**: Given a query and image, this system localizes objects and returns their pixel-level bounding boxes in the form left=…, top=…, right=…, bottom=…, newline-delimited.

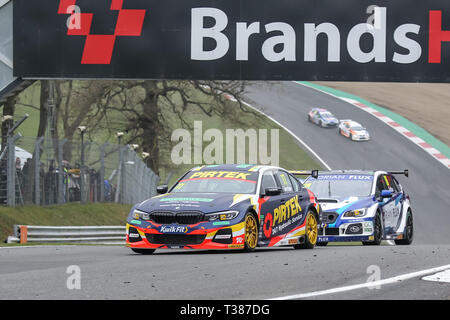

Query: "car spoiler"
left=289, top=170, right=319, bottom=179
left=388, top=169, right=409, bottom=178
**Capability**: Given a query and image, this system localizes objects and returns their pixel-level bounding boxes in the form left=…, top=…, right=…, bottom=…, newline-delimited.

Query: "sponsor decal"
left=159, top=225, right=189, bottom=234
left=128, top=233, right=140, bottom=238
left=317, top=175, right=373, bottom=181
left=272, top=195, right=302, bottom=226
left=130, top=219, right=142, bottom=225
left=213, top=221, right=231, bottom=226
left=187, top=171, right=253, bottom=181
left=228, top=244, right=244, bottom=249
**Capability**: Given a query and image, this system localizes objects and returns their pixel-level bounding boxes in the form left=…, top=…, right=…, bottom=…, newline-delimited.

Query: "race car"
left=308, top=108, right=339, bottom=127
left=303, top=170, right=413, bottom=246
left=338, top=120, right=370, bottom=141
left=126, top=164, right=321, bottom=254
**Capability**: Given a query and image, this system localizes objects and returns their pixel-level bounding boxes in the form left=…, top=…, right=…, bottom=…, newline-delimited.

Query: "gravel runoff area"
left=315, top=82, right=450, bottom=147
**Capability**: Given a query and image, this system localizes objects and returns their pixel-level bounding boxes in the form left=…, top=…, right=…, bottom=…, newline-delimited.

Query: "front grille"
left=319, top=227, right=340, bottom=236
left=345, top=223, right=363, bottom=235
left=146, top=234, right=206, bottom=245
left=149, top=211, right=204, bottom=225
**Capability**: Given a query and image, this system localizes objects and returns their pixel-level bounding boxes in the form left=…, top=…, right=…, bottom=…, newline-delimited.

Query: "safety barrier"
left=7, top=225, right=126, bottom=244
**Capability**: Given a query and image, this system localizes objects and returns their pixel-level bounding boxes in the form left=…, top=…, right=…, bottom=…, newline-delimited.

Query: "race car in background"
left=338, top=120, right=370, bottom=141
left=126, top=165, right=321, bottom=254
left=308, top=108, right=339, bottom=127
left=303, top=170, right=413, bottom=246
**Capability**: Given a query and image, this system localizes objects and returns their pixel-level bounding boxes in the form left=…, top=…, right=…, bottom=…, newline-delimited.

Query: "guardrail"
left=7, top=225, right=126, bottom=244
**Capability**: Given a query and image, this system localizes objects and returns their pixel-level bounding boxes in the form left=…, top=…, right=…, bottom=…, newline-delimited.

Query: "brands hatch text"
left=126, top=165, right=321, bottom=254
left=192, top=7, right=447, bottom=64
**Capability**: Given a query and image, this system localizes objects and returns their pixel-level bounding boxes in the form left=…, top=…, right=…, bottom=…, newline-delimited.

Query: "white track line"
left=269, top=264, right=450, bottom=300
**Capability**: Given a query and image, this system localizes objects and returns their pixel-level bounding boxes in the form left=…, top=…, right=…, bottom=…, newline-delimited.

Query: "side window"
left=375, top=175, right=387, bottom=196
left=275, top=171, right=294, bottom=193
left=261, top=171, right=278, bottom=193
left=391, top=176, right=401, bottom=193
left=288, top=174, right=301, bottom=192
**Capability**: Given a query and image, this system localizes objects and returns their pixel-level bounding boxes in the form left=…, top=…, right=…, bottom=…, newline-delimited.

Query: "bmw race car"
left=126, top=165, right=321, bottom=254
left=338, top=120, right=370, bottom=141
left=308, top=108, right=339, bottom=127
left=303, top=170, right=413, bottom=246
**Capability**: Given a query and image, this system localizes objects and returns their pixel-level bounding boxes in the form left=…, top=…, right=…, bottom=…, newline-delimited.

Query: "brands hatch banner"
left=12, top=0, right=450, bottom=82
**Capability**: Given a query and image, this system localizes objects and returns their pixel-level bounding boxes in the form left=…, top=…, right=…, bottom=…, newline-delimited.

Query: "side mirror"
left=380, top=190, right=392, bottom=198
left=311, top=170, right=319, bottom=179
left=262, top=187, right=282, bottom=197
left=156, top=185, right=168, bottom=194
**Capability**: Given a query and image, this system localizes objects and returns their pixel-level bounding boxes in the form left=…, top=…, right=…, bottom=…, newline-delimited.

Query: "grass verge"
left=0, top=203, right=132, bottom=245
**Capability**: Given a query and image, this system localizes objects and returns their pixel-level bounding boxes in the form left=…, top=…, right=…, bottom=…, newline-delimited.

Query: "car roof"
left=342, top=120, right=363, bottom=127
left=189, top=164, right=273, bottom=173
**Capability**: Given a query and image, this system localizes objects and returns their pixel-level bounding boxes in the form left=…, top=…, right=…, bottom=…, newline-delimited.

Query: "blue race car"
left=308, top=108, right=339, bottom=127
left=303, top=170, right=413, bottom=246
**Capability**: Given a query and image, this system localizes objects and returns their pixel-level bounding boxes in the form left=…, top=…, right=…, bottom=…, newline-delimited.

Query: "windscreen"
left=305, top=174, right=374, bottom=199
left=171, top=170, right=259, bottom=194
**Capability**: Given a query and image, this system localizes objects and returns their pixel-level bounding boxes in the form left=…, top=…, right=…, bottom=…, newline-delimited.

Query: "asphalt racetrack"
left=1, top=82, right=449, bottom=300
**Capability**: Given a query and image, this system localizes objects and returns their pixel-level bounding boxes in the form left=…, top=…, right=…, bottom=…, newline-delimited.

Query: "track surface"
left=0, top=245, right=449, bottom=300
left=1, top=82, right=449, bottom=300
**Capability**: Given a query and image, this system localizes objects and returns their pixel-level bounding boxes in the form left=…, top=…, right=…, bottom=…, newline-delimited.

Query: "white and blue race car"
left=303, top=170, right=413, bottom=246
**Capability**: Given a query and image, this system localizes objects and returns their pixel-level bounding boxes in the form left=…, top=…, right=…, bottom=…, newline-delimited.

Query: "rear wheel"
left=395, top=211, right=413, bottom=245
left=362, top=212, right=382, bottom=246
left=294, top=211, right=318, bottom=249
left=131, top=248, right=156, bottom=255
left=244, top=212, right=258, bottom=252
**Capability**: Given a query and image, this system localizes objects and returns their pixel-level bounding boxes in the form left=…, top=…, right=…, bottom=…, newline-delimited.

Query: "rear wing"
left=388, top=169, right=409, bottom=178
left=289, top=170, right=319, bottom=179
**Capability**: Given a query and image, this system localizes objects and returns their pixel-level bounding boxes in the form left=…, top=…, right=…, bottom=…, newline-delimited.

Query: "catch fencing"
left=0, top=135, right=159, bottom=207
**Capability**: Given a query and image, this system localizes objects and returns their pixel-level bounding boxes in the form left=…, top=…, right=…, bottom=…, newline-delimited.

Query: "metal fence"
left=0, top=135, right=159, bottom=207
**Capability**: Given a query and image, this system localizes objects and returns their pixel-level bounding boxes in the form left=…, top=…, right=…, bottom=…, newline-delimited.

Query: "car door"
left=375, top=174, right=396, bottom=233
left=273, top=170, right=307, bottom=236
left=384, top=174, right=403, bottom=230
left=258, top=170, right=286, bottom=244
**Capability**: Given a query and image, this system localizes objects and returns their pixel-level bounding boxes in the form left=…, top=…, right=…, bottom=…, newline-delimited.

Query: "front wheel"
left=395, top=211, right=413, bottom=245
left=294, top=211, right=318, bottom=249
left=243, top=212, right=258, bottom=252
left=362, top=212, right=382, bottom=246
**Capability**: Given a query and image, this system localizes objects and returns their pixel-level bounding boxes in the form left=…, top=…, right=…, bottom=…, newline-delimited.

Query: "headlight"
left=343, top=208, right=367, bottom=217
left=205, top=210, right=239, bottom=221
left=133, top=209, right=150, bottom=221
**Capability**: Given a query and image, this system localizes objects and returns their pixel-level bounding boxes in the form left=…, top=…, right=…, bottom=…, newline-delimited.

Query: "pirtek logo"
left=58, top=0, right=146, bottom=64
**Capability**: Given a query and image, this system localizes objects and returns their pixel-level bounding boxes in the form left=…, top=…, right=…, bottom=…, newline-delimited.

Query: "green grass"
left=0, top=203, right=132, bottom=244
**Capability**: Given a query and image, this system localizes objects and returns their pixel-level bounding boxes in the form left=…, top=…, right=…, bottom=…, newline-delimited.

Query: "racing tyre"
left=131, top=248, right=156, bottom=255
left=294, top=211, right=318, bottom=249
left=243, top=212, right=258, bottom=252
left=395, top=211, right=413, bottom=245
left=362, top=212, right=382, bottom=246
